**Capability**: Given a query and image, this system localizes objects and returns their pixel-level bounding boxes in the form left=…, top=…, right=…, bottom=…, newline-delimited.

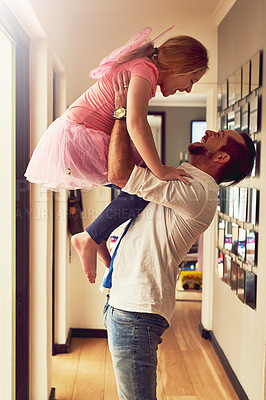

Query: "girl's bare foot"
left=97, top=240, right=111, bottom=268
left=71, top=231, right=98, bottom=283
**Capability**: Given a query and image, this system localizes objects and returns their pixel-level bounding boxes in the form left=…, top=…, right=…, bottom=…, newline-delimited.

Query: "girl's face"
left=158, top=70, right=205, bottom=97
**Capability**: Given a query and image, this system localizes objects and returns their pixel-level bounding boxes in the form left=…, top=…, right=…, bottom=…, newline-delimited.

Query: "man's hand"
left=113, top=71, right=130, bottom=109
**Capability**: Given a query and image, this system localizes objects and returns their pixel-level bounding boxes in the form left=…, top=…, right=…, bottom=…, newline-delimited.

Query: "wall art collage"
left=216, top=50, right=262, bottom=309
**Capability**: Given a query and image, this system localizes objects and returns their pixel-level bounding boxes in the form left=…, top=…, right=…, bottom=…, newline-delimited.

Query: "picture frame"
left=224, top=221, right=232, bottom=251
left=227, top=111, right=235, bottom=130
left=228, top=68, right=242, bottom=106
left=249, top=95, right=259, bottom=134
left=230, top=260, right=238, bottom=291
left=232, top=223, right=239, bottom=255
left=223, top=254, right=232, bottom=285
left=251, top=141, right=257, bottom=177
left=250, top=50, right=262, bottom=92
left=242, top=60, right=250, bottom=98
left=237, top=227, right=246, bottom=262
left=238, top=187, right=248, bottom=222
left=245, top=271, right=257, bottom=309
left=234, top=107, right=241, bottom=131
left=233, top=187, right=239, bottom=220
left=237, top=266, right=245, bottom=303
left=221, top=80, right=228, bottom=110
left=221, top=114, right=228, bottom=130
left=218, top=185, right=226, bottom=213
left=217, top=85, right=222, bottom=112
left=217, top=249, right=224, bottom=279
left=218, top=217, right=225, bottom=249
left=241, top=102, right=249, bottom=133
left=246, top=229, right=258, bottom=267
left=248, top=188, right=259, bottom=225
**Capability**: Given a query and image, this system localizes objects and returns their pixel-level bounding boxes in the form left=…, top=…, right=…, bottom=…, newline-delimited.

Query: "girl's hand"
left=158, top=166, right=193, bottom=185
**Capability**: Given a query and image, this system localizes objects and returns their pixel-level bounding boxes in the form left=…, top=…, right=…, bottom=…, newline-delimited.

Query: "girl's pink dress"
left=25, top=59, right=158, bottom=191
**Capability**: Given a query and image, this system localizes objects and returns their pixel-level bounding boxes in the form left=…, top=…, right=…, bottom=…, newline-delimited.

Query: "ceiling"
left=63, top=0, right=237, bottom=107
left=64, top=0, right=236, bottom=26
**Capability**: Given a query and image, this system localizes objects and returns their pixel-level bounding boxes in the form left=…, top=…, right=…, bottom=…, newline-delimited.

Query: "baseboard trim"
left=72, top=328, right=108, bottom=339
left=49, top=387, right=55, bottom=400
left=53, top=328, right=107, bottom=355
left=198, top=321, right=211, bottom=339
left=54, top=328, right=73, bottom=354
left=199, top=322, right=249, bottom=400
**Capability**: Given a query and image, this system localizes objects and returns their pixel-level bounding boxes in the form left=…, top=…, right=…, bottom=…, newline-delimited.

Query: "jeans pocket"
left=111, top=307, right=137, bottom=325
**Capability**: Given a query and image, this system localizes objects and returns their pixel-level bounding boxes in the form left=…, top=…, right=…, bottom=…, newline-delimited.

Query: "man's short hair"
left=218, top=132, right=256, bottom=185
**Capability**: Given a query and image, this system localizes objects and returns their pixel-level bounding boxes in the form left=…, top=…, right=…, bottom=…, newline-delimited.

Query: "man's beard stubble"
left=188, top=143, right=208, bottom=155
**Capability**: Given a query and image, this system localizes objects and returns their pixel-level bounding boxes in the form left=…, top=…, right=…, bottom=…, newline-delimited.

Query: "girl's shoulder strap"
left=89, top=26, right=174, bottom=79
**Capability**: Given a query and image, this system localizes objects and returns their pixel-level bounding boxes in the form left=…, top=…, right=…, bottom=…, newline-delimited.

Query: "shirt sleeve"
left=123, top=165, right=208, bottom=218
left=129, top=59, right=158, bottom=97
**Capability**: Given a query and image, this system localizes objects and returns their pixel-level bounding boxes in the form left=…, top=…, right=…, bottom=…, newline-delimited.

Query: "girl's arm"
left=126, top=75, right=191, bottom=183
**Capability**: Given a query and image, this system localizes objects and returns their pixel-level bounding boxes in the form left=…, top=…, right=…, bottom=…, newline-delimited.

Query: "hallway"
left=52, top=300, right=239, bottom=399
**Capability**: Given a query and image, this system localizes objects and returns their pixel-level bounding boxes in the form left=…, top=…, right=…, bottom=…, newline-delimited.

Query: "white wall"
left=214, top=1, right=266, bottom=399
left=69, top=187, right=111, bottom=329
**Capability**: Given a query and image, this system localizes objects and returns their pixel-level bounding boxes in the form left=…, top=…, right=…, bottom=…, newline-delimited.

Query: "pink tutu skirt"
left=25, top=115, right=143, bottom=191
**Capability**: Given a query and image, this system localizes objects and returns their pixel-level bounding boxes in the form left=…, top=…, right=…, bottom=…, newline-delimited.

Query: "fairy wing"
left=89, top=25, right=175, bottom=79
left=151, top=25, right=175, bottom=44
left=89, top=27, right=152, bottom=79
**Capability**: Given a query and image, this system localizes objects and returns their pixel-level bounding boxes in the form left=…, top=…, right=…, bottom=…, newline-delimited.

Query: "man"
left=99, top=73, right=255, bottom=400
left=72, top=71, right=255, bottom=398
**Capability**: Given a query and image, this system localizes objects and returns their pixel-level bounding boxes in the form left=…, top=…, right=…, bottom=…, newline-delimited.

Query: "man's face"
left=188, top=129, right=246, bottom=156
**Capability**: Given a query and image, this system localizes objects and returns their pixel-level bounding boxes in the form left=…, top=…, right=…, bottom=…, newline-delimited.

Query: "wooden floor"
left=52, top=300, right=239, bottom=400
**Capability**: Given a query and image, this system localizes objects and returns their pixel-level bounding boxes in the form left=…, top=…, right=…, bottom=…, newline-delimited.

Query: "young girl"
left=25, top=27, right=209, bottom=282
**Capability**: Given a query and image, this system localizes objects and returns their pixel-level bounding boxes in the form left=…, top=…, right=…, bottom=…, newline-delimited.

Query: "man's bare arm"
left=107, top=72, right=135, bottom=188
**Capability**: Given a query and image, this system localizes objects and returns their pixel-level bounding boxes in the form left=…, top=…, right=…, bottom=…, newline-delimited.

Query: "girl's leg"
left=86, top=191, right=148, bottom=244
left=71, top=192, right=148, bottom=283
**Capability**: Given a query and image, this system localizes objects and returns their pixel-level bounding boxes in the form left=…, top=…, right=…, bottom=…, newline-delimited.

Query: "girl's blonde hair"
left=116, top=35, right=209, bottom=75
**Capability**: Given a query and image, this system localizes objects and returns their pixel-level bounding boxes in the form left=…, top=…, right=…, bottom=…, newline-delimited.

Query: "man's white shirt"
left=108, top=163, right=219, bottom=323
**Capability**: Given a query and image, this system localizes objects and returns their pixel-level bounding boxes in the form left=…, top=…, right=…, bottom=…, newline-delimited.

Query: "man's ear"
left=213, top=151, right=230, bottom=164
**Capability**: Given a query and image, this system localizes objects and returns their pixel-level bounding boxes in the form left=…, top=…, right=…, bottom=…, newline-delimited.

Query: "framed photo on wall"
left=237, top=228, right=246, bottom=262
left=223, top=254, right=232, bottom=285
left=237, top=266, right=245, bottom=303
left=228, top=68, right=242, bottom=106
left=245, top=271, right=257, bottom=309
left=242, top=60, right=250, bottom=98
left=230, top=261, right=238, bottom=291
left=217, top=85, right=222, bottom=112
left=250, top=50, right=262, bottom=92
left=227, top=111, right=235, bottom=130
left=241, top=102, right=249, bottom=133
left=249, top=95, right=260, bottom=134
left=221, top=80, right=228, bottom=110
left=246, top=229, right=258, bottom=267
left=234, top=107, right=241, bottom=131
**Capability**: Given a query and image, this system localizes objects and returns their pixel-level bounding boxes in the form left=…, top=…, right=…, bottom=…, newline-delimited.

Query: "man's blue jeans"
left=103, top=301, right=169, bottom=400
